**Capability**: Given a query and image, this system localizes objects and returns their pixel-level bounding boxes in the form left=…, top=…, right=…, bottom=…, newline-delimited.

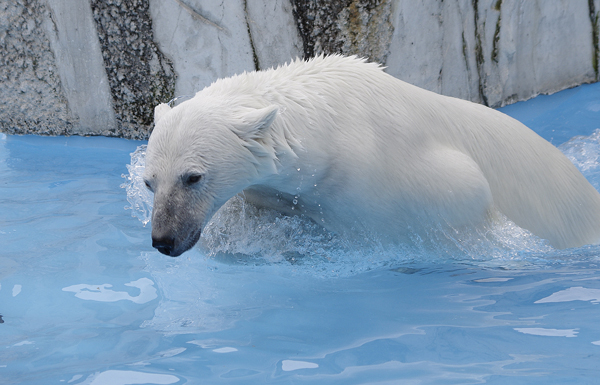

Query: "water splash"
left=560, top=129, right=600, bottom=190
left=121, top=145, right=153, bottom=226
left=122, top=132, right=600, bottom=275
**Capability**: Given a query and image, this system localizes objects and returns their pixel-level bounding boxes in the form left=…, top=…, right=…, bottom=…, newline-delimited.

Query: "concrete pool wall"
left=1, top=0, right=599, bottom=139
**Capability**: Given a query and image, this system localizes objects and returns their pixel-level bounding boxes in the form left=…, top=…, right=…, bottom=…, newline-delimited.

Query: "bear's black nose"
left=152, top=236, right=175, bottom=256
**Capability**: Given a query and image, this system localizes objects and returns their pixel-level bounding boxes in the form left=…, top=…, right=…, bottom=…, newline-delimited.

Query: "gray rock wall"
left=1, top=0, right=599, bottom=139
left=90, top=0, right=175, bottom=138
left=44, top=0, right=117, bottom=135
left=0, top=0, right=72, bottom=136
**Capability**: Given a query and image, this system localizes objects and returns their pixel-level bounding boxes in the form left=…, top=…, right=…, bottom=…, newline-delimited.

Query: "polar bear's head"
left=143, top=100, right=279, bottom=256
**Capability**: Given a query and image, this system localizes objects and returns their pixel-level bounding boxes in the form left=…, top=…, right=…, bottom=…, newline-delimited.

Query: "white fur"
left=144, top=55, right=600, bottom=256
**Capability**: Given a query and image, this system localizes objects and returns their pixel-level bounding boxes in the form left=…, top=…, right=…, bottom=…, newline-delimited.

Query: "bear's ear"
left=154, top=103, right=172, bottom=125
left=237, top=105, right=279, bottom=140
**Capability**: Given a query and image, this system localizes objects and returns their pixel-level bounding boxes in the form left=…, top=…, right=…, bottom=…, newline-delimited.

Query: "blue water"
left=1, top=83, right=600, bottom=384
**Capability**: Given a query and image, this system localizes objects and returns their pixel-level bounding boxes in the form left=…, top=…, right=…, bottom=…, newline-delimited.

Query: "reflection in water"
left=514, top=328, right=579, bottom=337
left=535, top=286, right=600, bottom=304
left=62, top=278, right=157, bottom=304
left=281, top=360, right=319, bottom=371
left=84, top=370, right=179, bottom=385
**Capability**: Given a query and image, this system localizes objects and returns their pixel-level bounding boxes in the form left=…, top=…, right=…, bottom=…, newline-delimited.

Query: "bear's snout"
left=152, top=234, right=176, bottom=256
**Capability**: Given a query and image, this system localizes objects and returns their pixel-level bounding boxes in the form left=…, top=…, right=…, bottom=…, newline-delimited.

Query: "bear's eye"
left=144, top=180, right=153, bottom=191
left=184, top=174, right=203, bottom=186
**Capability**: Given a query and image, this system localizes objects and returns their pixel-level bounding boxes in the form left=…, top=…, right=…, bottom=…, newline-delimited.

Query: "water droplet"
left=293, top=199, right=298, bottom=205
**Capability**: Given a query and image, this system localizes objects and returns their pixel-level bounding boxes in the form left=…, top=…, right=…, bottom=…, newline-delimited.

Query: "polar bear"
left=143, top=55, right=600, bottom=256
